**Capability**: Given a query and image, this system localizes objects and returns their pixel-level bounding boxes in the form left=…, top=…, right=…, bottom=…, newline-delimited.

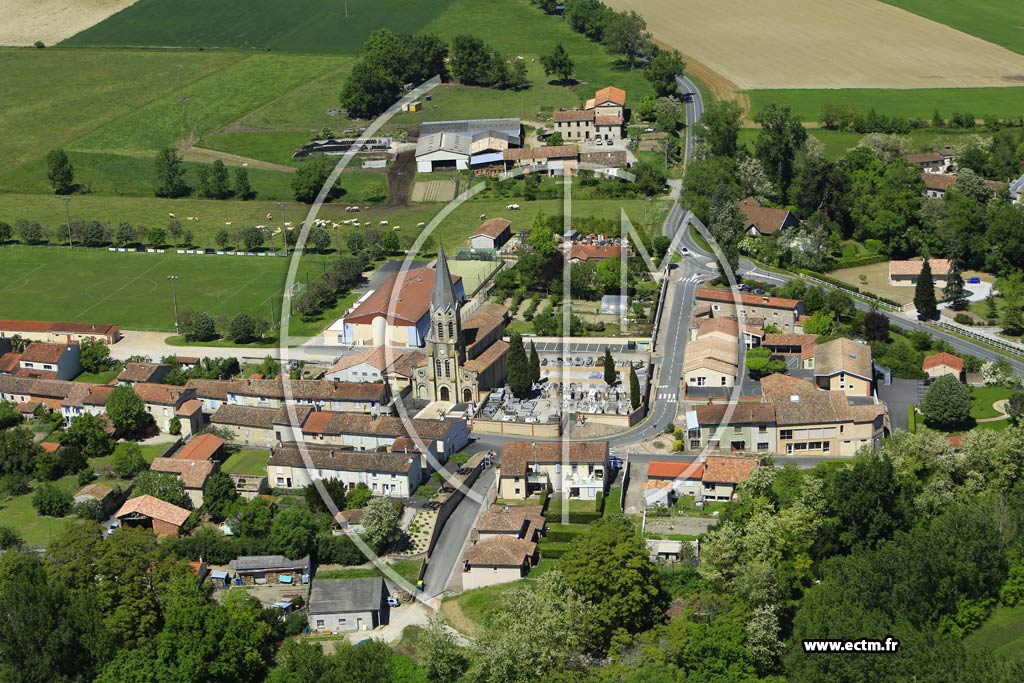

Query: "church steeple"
left=431, top=244, right=457, bottom=312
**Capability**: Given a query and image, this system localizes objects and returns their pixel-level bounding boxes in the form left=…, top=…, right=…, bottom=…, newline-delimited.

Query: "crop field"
left=3, top=0, right=135, bottom=47
left=62, top=0, right=454, bottom=53
left=602, top=0, right=1024, bottom=89
left=0, top=247, right=337, bottom=330
left=879, top=0, right=1024, bottom=55
left=745, top=88, right=1024, bottom=123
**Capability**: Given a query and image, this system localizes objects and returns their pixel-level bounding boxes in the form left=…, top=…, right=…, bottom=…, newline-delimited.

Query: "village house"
left=502, top=145, right=579, bottom=176
left=888, top=258, right=951, bottom=287
left=0, top=375, right=88, bottom=417
left=498, top=441, right=610, bottom=500
left=470, top=217, right=513, bottom=251
left=813, top=338, right=874, bottom=396
left=552, top=86, right=626, bottom=142
left=462, top=537, right=539, bottom=591
left=62, top=384, right=114, bottom=422
left=117, top=362, right=172, bottom=384
left=701, top=456, right=761, bottom=501
left=308, top=577, right=389, bottom=633
left=687, top=404, right=778, bottom=455
left=646, top=460, right=705, bottom=497
left=905, top=148, right=955, bottom=174
left=73, top=482, right=118, bottom=516
left=149, top=458, right=216, bottom=508
left=0, top=320, right=120, bottom=344
left=183, top=379, right=229, bottom=417
left=923, top=352, right=965, bottom=381
left=762, top=333, right=817, bottom=369
left=133, top=383, right=193, bottom=433
left=326, top=346, right=413, bottom=385
left=174, top=433, right=226, bottom=461
left=684, top=335, right=740, bottom=389
left=695, top=288, right=804, bottom=332
left=16, top=342, right=82, bottom=380
left=331, top=266, right=464, bottom=347
left=568, top=244, right=623, bottom=263
left=210, top=404, right=311, bottom=447
left=267, top=442, right=422, bottom=496
left=737, top=197, right=799, bottom=237
left=115, top=495, right=191, bottom=537
left=920, top=172, right=1004, bottom=200
left=223, top=378, right=390, bottom=415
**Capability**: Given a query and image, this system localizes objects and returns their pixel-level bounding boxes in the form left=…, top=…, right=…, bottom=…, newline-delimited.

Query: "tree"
left=603, top=347, right=617, bottom=386
left=228, top=312, right=258, bottom=343
left=362, top=496, right=401, bottom=551
left=202, top=472, right=239, bottom=521
left=470, top=570, right=594, bottom=682
left=802, top=309, right=835, bottom=336
left=914, top=259, right=938, bottom=320
left=450, top=35, right=496, bottom=86
left=920, top=374, right=973, bottom=429
left=602, top=10, right=649, bottom=68
left=269, top=507, right=321, bottom=559
left=629, top=364, right=641, bottom=409
left=0, top=526, right=22, bottom=550
left=308, top=226, right=331, bottom=253
left=529, top=341, right=541, bottom=385
left=754, top=104, right=807, bottom=198
left=146, top=226, right=166, bottom=248
left=707, top=186, right=744, bottom=275
left=195, top=165, right=211, bottom=199
left=696, top=100, right=742, bottom=158
left=0, top=401, right=20, bottom=430
left=291, top=155, right=339, bottom=203
left=0, top=222, right=11, bottom=244
left=864, top=308, right=890, bottom=341
left=644, top=49, right=685, bottom=97
left=234, top=166, right=254, bottom=200
left=508, top=332, right=532, bottom=399
left=545, top=131, right=564, bottom=147
left=111, top=441, right=147, bottom=478
left=632, top=159, right=668, bottom=196
left=79, top=338, right=110, bottom=374
left=944, top=256, right=969, bottom=311
left=505, top=59, right=529, bottom=90
left=653, top=95, right=682, bottom=133
left=540, top=42, right=574, bottom=83
left=424, top=612, right=467, bottom=683
left=167, top=219, right=184, bottom=245
left=559, top=516, right=664, bottom=648
left=60, top=413, right=114, bottom=459
left=46, top=148, right=75, bottom=194
left=33, top=484, right=73, bottom=517
left=105, top=384, right=150, bottom=436
left=16, top=219, right=47, bottom=245
left=340, top=63, right=401, bottom=119
left=154, top=147, right=189, bottom=198
left=346, top=482, right=372, bottom=510
left=179, top=310, right=217, bottom=342
left=744, top=346, right=786, bottom=379
left=241, top=226, right=264, bottom=252
left=208, top=159, right=231, bottom=199
left=115, top=222, right=136, bottom=247
left=133, top=471, right=191, bottom=509
left=0, top=428, right=40, bottom=475
left=304, top=478, right=348, bottom=514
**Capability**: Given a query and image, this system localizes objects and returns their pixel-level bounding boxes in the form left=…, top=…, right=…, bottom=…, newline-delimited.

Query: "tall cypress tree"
left=944, top=257, right=968, bottom=311
left=508, top=332, right=531, bottom=399
left=629, top=364, right=641, bottom=409
left=529, top=341, right=541, bottom=385
left=914, top=260, right=937, bottom=320
left=603, top=347, right=616, bottom=386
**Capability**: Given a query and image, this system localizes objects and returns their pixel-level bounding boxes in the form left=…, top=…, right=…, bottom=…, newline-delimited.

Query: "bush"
left=33, top=484, right=72, bottom=517
left=414, top=485, right=439, bottom=499
left=169, top=416, right=181, bottom=435
left=0, top=473, right=31, bottom=498
left=954, top=313, right=974, bottom=325
left=673, top=439, right=683, bottom=452
left=73, top=499, right=105, bottom=521
left=539, top=488, right=550, bottom=511
left=450, top=452, right=470, bottom=466
left=0, top=525, right=23, bottom=549
left=284, top=612, right=307, bottom=636
left=77, top=467, right=95, bottom=486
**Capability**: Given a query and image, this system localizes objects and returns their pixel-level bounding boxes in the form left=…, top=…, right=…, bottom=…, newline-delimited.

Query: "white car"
left=595, top=139, right=603, bottom=146
left=644, top=127, right=655, bottom=133
left=387, top=596, right=401, bottom=608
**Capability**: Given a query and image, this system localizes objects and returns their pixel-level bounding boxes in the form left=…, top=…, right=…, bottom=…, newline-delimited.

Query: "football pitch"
left=0, top=247, right=335, bottom=331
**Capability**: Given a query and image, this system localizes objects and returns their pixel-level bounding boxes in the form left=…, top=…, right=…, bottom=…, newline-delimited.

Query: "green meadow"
left=879, top=0, right=1024, bottom=55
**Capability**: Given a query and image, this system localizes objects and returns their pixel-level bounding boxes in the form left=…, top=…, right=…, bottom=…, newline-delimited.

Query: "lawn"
left=970, top=385, right=1013, bottom=421
left=62, top=0, right=454, bottom=53
left=879, top=0, right=1024, bottom=55
left=965, top=603, right=1024, bottom=663
left=221, top=449, right=270, bottom=476
left=0, top=48, right=241, bottom=172
left=745, top=88, right=1024, bottom=123
left=197, top=132, right=319, bottom=167
left=74, top=366, right=123, bottom=384
left=315, top=559, right=422, bottom=583
left=0, top=247, right=339, bottom=332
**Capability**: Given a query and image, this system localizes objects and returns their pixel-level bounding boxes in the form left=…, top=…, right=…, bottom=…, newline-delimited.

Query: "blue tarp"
left=210, top=570, right=228, bottom=579
left=279, top=575, right=293, bottom=584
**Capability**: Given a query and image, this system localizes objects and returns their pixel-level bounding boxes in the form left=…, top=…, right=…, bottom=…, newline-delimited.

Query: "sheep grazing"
left=379, top=220, right=389, bottom=226
left=505, top=203, right=521, bottom=210
left=417, top=222, right=426, bottom=228
left=168, top=213, right=176, bottom=219
left=225, top=222, right=232, bottom=226
left=392, top=226, right=400, bottom=231
left=266, top=213, right=273, bottom=220
left=479, top=214, right=486, bottom=220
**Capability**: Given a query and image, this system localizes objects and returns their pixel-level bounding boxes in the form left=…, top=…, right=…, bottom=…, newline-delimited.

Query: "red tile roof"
left=647, top=460, right=704, bottom=480
left=132, top=383, right=185, bottom=405
left=344, top=266, right=461, bottom=327
left=172, top=433, right=224, bottom=461
left=553, top=109, right=595, bottom=122
left=500, top=442, right=608, bottom=476
left=594, top=115, right=624, bottom=126
left=40, top=442, right=61, bottom=453
left=889, top=258, right=951, bottom=277
left=703, top=456, right=760, bottom=484
left=503, top=145, right=578, bottom=161
left=592, top=86, right=626, bottom=106
left=738, top=197, right=793, bottom=235
left=472, top=217, right=512, bottom=239
left=116, top=494, right=190, bottom=527
left=15, top=368, right=57, bottom=380
left=923, top=352, right=964, bottom=373
left=569, top=244, right=622, bottom=262
left=0, top=353, right=20, bottom=373
left=21, top=342, right=70, bottom=364
left=464, top=537, right=536, bottom=567
left=175, top=399, right=203, bottom=416
left=117, top=362, right=168, bottom=383
left=150, top=458, right=214, bottom=489
left=695, top=287, right=800, bottom=311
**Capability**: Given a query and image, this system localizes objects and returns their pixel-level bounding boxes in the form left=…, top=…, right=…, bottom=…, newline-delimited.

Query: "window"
left=316, top=619, right=324, bottom=628
left=780, top=430, right=793, bottom=440
left=733, top=425, right=742, bottom=433
left=823, top=442, right=830, bottom=453
left=444, top=360, right=451, bottom=378
left=437, top=322, right=443, bottom=337
left=448, top=321, right=454, bottom=338
left=758, top=425, right=767, bottom=433
left=435, top=359, right=442, bottom=377
left=690, top=439, right=701, bottom=449
left=757, top=442, right=769, bottom=451
left=720, top=375, right=727, bottom=386
left=696, top=377, right=707, bottom=387
left=277, top=477, right=286, bottom=485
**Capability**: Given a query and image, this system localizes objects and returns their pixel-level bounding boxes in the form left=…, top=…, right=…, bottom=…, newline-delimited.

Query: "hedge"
left=908, top=405, right=917, bottom=434
left=544, top=530, right=583, bottom=543
left=835, top=253, right=888, bottom=269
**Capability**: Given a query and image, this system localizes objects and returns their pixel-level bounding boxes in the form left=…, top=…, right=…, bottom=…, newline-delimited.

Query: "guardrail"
left=930, top=320, right=1024, bottom=358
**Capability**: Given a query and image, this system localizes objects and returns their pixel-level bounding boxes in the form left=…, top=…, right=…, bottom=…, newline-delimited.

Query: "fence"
left=798, top=273, right=901, bottom=312
left=931, top=320, right=1024, bottom=358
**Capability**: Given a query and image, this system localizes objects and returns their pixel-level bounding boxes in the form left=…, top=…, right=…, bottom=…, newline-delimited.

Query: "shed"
left=308, top=577, right=390, bottom=633
left=230, top=555, right=311, bottom=585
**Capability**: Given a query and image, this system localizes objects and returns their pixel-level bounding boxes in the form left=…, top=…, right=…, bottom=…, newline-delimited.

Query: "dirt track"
left=3, top=0, right=136, bottom=46
left=605, top=0, right=1024, bottom=90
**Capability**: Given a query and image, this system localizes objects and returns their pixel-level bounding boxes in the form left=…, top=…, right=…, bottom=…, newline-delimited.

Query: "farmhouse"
left=308, top=577, right=389, bottom=633
left=568, top=244, right=622, bottom=263
left=923, top=352, right=964, bottom=380
left=888, top=258, right=951, bottom=287
left=737, top=197, right=799, bottom=237
left=498, top=441, right=610, bottom=500
left=470, top=217, right=512, bottom=251
left=695, top=288, right=803, bottom=332
left=335, top=266, right=464, bottom=347
left=552, top=86, right=626, bottom=142
left=905, top=148, right=954, bottom=174
left=921, top=172, right=1004, bottom=199
left=115, top=495, right=190, bottom=537
left=503, top=145, right=579, bottom=176
left=17, top=342, right=81, bottom=380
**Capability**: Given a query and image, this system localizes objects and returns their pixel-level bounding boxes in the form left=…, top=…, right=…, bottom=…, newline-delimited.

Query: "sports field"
left=880, top=0, right=1024, bottom=55
left=62, top=0, right=454, bottom=52
left=603, top=0, right=1024, bottom=89
left=745, top=88, right=1024, bottom=123
left=0, top=247, right=335, bottom=330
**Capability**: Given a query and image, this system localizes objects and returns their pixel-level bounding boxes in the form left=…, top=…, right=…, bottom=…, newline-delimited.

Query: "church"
left=412, top=246, right=509, bottom=405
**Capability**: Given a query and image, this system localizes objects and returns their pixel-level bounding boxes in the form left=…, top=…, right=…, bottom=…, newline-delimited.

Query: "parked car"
left=644, top=127, right=655, bottom=133
left=752, top=288, right=764, bottom=295
left=967, top=277, right=981, bottom=284
left=387, top=595, right=401, bottom=608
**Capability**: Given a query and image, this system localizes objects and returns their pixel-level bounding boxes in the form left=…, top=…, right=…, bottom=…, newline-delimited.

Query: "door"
left=356, top=617, right=364, bottom=631
left=440, top=386, right=450, bottom=401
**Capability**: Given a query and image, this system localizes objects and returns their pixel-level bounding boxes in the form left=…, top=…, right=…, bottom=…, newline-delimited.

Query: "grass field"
left=0, top=247, right=338, bottom=330
left=737, top=128, right=988, bottom=161
left=62, top=0, right=454, bottom=53
left=971, top=386, right=1012, bottom=421
left=745, top=88, right=1024, bottom=123
left=879, top=0, right=1024, bottom=55
left=965, top=603, right=1024, bottom=663
left=221, top=449, right=270, bottom=476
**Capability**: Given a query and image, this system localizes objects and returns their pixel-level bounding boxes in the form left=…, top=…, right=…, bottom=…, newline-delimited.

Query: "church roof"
left=431, top=246, right=458, bottom=312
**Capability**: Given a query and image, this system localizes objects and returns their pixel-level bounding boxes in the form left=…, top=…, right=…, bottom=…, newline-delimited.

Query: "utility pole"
left=167, top=275, right=180, bottom=333
left=269, top=297, right=277, bottom=331
left=62, top=197, right=73, bottom=251
left=278, top=201, right=289, bottom=256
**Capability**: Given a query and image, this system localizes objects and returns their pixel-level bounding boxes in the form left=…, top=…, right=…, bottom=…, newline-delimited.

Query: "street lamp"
left=167, top=275, right=180, bottom=333
left=62, top=197, right=72, bottom=251
left=278, top=201, right=289, bottom=256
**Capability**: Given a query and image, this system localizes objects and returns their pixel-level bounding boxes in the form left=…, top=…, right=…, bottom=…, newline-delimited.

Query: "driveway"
left=878, top=378, right=924, bottom=432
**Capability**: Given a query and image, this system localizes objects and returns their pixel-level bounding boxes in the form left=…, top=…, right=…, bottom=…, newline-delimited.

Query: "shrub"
left=954, top=313, right=973, bottom=325
left=76, top=467, right=95, bottom=486
left=284, top=612, right=307, bottom=636
left=414, top=485, right=439, bottom=499
left=0, top=473, right=30, bottom=498
left=73, top=499, right=105, bottom=521
left=169, top=416, right=181, bottom=435
left=33, top=484, right=72, bottom=517
left=450, top=452, right=470, bottom=466
left=673, top=439, right=683, bottom=452
left=0, top=525, right=23, bottom=549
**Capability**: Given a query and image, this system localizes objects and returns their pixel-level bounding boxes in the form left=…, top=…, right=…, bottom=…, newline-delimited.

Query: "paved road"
left=421, top=466, right=495, bottom=598
left=675, top=75, right=704, bottom=172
